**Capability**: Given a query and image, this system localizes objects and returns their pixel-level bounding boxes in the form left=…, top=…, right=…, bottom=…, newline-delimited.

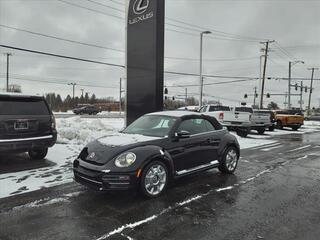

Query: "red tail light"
left=219, top=112, right=224, bottom=120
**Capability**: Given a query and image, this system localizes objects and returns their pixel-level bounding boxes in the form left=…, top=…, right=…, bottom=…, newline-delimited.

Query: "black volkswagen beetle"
left=73, top=111, right=240, bottom=198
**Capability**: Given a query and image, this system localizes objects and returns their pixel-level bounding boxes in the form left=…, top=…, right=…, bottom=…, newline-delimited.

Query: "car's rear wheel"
left=28, top=148, right=48, bottom=160
left=219, top=146, right=239, bottom=174
left=236, top=128, right=249, bottom=138
left=140, top=161, right=168, bottom=198
left=257, top=128, right=265, bottom=135
left=268, top=125, right=275, bottom=131
left=276, top=120, right=283, bottom=129
left=292, top=126, right=300, bottom=131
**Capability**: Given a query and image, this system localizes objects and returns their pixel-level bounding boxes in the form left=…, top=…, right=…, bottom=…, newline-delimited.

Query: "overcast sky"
left=0, top=0, right=319, bottom=108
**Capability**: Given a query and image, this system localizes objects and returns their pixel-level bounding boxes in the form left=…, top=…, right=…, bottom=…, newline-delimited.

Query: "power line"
left=0, top=24, right=124, bottom=53
left=57, top=0, right=124, bottom=20
left=0, top=74, right=118, bottom=89
left=59, top=0, right=264, bottom=42
left=165, top=16, right=266, bottom=42
left=85, top=0, right=123, bottom=13
left=0, top=44, right=125, bottom=68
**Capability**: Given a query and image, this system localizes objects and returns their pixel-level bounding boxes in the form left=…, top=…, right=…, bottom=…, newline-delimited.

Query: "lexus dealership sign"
left=126, top=0, right=165, bottom=125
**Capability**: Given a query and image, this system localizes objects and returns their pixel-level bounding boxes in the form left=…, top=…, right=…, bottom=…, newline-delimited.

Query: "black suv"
left=72, top=105, right=100, bottom=115
left=0, top=94, right=57, bottom=160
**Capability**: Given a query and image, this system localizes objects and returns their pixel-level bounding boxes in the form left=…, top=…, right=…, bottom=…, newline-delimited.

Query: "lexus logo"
left=133, top=0, right=149, bottom=15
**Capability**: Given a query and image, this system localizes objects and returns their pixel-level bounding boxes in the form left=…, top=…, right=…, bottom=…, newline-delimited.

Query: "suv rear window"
left=0, top=98, right=50, bottom=115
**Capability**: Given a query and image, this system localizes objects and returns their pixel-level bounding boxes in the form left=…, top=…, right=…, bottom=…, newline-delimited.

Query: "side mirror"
left=175, top=130, right=191, bottom=139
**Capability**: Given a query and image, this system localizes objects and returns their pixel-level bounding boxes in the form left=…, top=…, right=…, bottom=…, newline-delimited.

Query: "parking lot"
left=0, top=117, right=319, bottom=240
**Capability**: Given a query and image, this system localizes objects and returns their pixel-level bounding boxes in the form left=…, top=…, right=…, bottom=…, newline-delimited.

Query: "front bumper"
left=73, top=159, right=139, bottom=191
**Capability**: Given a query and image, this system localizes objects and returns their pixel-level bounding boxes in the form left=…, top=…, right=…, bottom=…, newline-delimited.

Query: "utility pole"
left=119, top=78, right=122, bottom=114
left=199, top=31, right=212, bottom=108
left=300, top=81, right=303, bottom=110
left=68, top=83, right=76, bottom=99
left=260, top=40, right=275, bottom=109
left=253, top=87, right=257, bottom=107
left=5, top=53, right=12, bottom=92
left=288, top=61, right=292, bottom=109
left=307, top=67, right=319, bottom=116
left=288, top=60, right=304, bottom=109
left=185, top=88, right=188, bottom=105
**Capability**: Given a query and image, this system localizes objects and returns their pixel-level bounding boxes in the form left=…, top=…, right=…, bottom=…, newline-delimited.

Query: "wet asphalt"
left=0, top=131, right=320, bottom=240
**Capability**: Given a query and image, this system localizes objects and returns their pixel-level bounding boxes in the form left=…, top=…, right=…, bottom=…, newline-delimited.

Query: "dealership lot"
left=0, top=117, right=319, bottom=240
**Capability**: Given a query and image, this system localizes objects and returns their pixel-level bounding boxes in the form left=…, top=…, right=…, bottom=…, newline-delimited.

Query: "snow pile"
left=56, top=117, right=124, bottom=146
left=304, top=121, right=320, bottom=130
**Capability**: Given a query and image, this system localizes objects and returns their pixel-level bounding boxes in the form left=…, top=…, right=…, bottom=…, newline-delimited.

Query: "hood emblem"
left=87, top=152, right=96, bottom=160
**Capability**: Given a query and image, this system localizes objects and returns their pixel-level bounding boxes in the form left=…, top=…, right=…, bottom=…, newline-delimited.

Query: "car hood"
left=83, top=133, right=163, bottom=165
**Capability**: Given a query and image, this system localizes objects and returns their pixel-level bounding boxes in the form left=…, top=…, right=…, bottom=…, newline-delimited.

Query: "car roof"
left=0, top=92, right=44, bottom=99
left=147, top=111, right=202, bottom=118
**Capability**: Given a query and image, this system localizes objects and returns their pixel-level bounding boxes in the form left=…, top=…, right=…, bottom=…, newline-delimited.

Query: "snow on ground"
left=0, top=144, right=77, bottom=199
left=0, top=118, right=319, bottom=199
left=56, top=117, right=124, bottom=145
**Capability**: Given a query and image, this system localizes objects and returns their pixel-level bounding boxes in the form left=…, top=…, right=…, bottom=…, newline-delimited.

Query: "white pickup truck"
left=235, top=107, right=273, bottom=134
left=199, top=105, right=252, bottom=137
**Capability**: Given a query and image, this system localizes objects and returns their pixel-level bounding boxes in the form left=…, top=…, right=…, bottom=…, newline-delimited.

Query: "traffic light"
left=266, top=93, right=271, bottom=98
left=164, top=96, right=168, bottom=100
left=164, top=88, right=168, bottom=94
left=244, top=94, right=248, bottom=99
left=172, top=96, right=175, bottom=101
left=295, top=83, right=298, bottom=91
left=255, top=93, right=258, bottom=98
left=305, top=87, right=308, bottom=93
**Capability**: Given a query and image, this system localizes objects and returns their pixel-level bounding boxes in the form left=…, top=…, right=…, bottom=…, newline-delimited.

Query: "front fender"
left=132, top=145, right=174, bottom=177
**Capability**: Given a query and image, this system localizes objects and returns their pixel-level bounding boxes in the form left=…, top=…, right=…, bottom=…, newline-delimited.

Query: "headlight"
left=115, top=152, right=136, bottom=168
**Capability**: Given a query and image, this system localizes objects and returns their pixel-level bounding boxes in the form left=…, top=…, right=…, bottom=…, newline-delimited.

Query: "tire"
left=236, top=128, right=249, bottom=138
left=292, top=126, right=300, bottom=131
left=257, top=128, right=265, bottom=135
left=140, top=161, right=168, bottom=199
left=219, top=146, right=239, bottom=174
left=28, top=148, right=48, bottom=160
left=276, top=120, right=283, bottom=129
left=268, top=125, right=275, bottom=131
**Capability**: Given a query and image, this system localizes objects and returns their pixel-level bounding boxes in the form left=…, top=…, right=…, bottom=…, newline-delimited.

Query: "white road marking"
left=261, top=145, right=283, bottom=152
left=10, top=191, right=83, bottom=211
left=250, top=142, right=280, bottom=150
left=287, top=145, right=312, bottom=153
left=95, top=169, right=272, bottom=240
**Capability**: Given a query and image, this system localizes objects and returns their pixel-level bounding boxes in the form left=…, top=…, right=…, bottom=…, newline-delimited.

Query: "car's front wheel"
left=219, top=146, right=239, bottom=174
left=28, top=148, right=48, bottom=160
left=140, top=161, right=168, bottom=198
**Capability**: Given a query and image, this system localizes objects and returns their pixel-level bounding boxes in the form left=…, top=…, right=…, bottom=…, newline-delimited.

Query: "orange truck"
left=274, top=110, right=304, bottom=130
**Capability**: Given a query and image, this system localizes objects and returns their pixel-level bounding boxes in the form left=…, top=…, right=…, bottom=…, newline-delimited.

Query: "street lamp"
left=288, top=60, right=304, bottom=109
left=199, top=31, right=212, bottom=107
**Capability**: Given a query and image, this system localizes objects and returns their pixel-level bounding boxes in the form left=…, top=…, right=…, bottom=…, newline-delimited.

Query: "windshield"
left=123, top=115, right=177, bottom=137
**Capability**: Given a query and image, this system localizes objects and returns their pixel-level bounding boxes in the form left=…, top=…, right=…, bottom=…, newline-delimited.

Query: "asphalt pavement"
left=0, top=131, right=320, bottom=240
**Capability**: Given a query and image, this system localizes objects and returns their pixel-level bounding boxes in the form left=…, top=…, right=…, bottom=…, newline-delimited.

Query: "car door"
left=167, top=117, right=219, bottom=174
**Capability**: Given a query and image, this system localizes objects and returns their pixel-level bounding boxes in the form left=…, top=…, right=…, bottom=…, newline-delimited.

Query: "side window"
left=177, top=118, right=215, bottom=135
left=199, top=106, right=207, bottom=113
left=204, top=120, right=216, bottom=131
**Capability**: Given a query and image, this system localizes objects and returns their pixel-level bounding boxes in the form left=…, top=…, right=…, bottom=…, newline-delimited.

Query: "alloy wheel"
left=144, top=164, right=167, bottom=196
